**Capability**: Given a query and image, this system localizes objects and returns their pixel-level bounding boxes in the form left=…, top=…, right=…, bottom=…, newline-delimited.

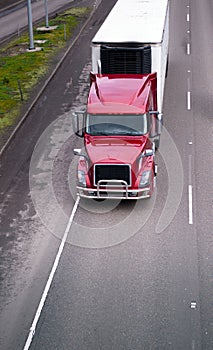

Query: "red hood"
left=85, top=134, right=148, bottom=165
left=87, top=73, right=157, bottom=114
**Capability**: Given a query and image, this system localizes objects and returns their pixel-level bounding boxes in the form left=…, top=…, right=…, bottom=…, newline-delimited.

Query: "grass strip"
left=0, top=7, right=90, bottom=132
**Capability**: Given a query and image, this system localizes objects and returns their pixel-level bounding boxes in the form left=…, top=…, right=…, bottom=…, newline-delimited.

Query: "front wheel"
left=93, top=198, right=106, bottom=202
left=166, top=55, right=169, bottom=78
left=154, top=138, right=160, bottom=151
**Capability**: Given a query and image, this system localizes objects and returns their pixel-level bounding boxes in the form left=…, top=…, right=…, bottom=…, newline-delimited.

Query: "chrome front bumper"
left=76, top=180, right=152, bottom=200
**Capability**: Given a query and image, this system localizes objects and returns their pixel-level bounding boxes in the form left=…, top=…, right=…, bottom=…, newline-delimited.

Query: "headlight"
left=139, top=170, right=151, bottom=187
left=77, top=170, right=86, bottom=187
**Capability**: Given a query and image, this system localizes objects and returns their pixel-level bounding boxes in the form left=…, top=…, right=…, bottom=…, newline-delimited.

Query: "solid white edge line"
left=187, top=91, right=191, bottom=110
left=23, top=195, right=80, bottom=350
left=188, top=185, right=193, bottom=225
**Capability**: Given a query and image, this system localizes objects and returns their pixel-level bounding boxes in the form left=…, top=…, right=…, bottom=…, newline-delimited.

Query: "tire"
left=154, top=138, right=160, bottom=151
left=165, top=56, right=169, bottom=78
left=93, top=198, right=106, bottom=202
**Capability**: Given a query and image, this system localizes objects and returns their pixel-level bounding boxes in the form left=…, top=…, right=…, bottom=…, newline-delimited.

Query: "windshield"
left=86, top=114, right=148, bottom=136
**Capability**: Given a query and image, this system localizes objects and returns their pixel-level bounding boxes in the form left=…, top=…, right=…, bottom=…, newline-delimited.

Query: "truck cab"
left=73, top=73, right=159, bottom=200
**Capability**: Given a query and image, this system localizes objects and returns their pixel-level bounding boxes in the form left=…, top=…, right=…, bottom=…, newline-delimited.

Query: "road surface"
left=0, top=0, right=212, bottom=349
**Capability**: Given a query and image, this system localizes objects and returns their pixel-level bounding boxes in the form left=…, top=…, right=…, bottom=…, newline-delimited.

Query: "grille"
left=94, top=164, right=131, bottom=186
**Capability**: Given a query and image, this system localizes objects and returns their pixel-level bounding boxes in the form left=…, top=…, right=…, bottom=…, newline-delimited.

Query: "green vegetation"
left=0, top=7, right=90, bottom=132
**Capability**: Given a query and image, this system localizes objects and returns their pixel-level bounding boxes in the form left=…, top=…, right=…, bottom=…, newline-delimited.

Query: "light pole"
left=44, top=0, right=49, bottom=28
left=27, top=0, right=35, bottom=50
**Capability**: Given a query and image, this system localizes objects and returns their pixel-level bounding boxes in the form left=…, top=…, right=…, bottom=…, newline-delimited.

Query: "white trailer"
left=91, top=0, right=169, bottom=115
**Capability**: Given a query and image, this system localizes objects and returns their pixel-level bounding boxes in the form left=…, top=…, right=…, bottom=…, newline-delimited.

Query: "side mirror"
left=149, top=111, right=163, bottom=136
left=156, top=113, right=163, bottom=134
left=72, top=110, right=85, bottom=137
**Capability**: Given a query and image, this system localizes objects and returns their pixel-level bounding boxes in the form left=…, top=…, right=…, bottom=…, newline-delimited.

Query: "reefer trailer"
left=91, top=0, right=169, bottom=117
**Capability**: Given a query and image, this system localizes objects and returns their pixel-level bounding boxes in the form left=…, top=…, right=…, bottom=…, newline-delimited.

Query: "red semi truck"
left=73, top=0, right=169, bottom=200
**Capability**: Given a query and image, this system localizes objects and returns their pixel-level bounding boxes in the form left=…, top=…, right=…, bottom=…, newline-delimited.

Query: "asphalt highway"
left=0, top=0, right=212, bottom=349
